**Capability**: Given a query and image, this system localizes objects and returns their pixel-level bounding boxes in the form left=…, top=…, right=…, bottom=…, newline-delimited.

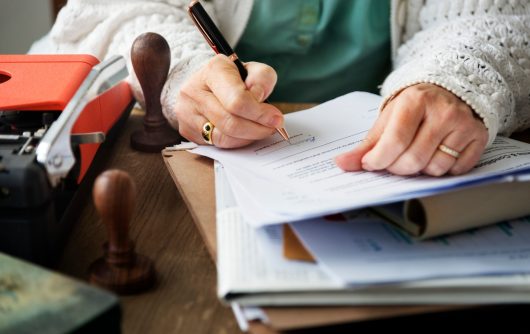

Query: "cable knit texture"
left=383, top=0, right=530, bottom=146
left=49, top=0, right=530, bottom=146
left=49, top=0, right=241, bottom=124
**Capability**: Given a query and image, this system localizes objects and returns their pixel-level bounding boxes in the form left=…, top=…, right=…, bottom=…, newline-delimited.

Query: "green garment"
left=235, top=0, right=391, bottom=103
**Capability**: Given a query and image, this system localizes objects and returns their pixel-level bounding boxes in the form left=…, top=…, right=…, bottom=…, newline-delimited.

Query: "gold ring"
left=201, top=121, right=215, bottom=145
left=438, top=144, right=460, bottom=159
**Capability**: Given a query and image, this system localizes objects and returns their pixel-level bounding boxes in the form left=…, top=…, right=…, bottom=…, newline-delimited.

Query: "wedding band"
left=438, top=144, right=460, bottom=159
left=201, top=121, right=215, bottom=145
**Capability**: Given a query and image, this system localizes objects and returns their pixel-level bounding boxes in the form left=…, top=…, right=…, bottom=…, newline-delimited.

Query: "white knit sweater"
left=50, top=0, right=530, bottom=146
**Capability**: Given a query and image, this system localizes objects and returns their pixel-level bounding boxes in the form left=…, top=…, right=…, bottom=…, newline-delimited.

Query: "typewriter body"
left=0, top=54, right=134, bottom=265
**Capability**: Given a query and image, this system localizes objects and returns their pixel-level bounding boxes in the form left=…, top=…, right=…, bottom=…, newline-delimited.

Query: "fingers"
left=210, top=127, right=254, bottom=148
left=421, top=130, right=471, bottom=176
left=335, top=92, right=421, bottom=171
left=422, top=109, right=488, bottom=176
left=361, top=96, right=425, bottom=171
left=176, top=92, right=273, bottom=147
left=195, top=89, right=277, bottom=140
left=176, top=55, right=283, bottom=148
left=387, top=102, right=468, bottom=175
left=422, top=136, right=486, bottom=177
left=335, top=109, right=390, bottom=171
left=449, top=139, right=486, bottom=175
left=386, top=121, right=445, bottom=175
left=335, top=84, right=489, bottom=176
left=176, top=100, right=253, bottom=148
left=203, top=55, right=283, bottom=128
left=333, top=134, right=373, bottom=171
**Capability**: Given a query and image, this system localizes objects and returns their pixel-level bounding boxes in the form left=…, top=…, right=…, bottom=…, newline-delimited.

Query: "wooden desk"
left=57, top=104, right=312, bottom=333
left=57, top=109, right=241, bottom=333
left=57, top=105, right=530, bottom=333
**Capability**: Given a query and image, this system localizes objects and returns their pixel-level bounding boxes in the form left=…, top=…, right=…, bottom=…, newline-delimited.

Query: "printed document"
left=215, top=163, right=530, bottom=305
left=193, top=92, right=530, bottom=226
left=291, top=215, right=530, bottom=284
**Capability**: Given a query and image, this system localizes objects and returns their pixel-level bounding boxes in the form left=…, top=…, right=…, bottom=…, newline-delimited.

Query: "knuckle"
left=219, top=114, right=239, bottom=135
left=215, top=132, right=246, bottom=149
left=423, top=127, right=441, bottom=144
left=215, top=132, right=229, bottom=148
left=402, top=152, right=427, bottom=172
left=225, top=92, right=248, bottom=114
left=208, top=54, right=226, bottom=69
left=392, top=134, right=409, bottom=153
left=391, top=166, right=419, bottom=176
left=388, top=164, right=411, bottom=176
left=438, top=108, right=459, bottom=125
left=424, top=162, right=446, bottom=177
left=411, top=86, right=431, bottom=105
left=255, top=111, right=270, bottom=126
left=179, top=80, right=194, bottom=98
left=391, top=154, right=424, bottom=175
left=204, top=56, right=227, bottom=83
left=261, top=64, right=277, bottom=83
left=364, top=133, right=378, bottom=145
left=392, top=101, right=422, bottom=125
left=361, top=133, right=379, bottom=149
left=458, top=116, right=476, bottom=130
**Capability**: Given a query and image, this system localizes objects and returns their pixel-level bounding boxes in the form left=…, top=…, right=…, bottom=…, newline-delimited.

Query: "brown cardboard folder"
left=162, top=150, right=473, bottom=332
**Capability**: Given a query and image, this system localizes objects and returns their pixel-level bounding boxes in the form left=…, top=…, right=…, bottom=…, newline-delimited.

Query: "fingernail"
left=268, top=115, right=282, bottom=127
left=249, top=85, right=265, bottom=102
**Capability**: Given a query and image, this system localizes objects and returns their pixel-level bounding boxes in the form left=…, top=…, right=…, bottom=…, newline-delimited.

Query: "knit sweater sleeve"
left=381, top=1, right=530, bottom=146
left=49, top=0, right=214, bottom=124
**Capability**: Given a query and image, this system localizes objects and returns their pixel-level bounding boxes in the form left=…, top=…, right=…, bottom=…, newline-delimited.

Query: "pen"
left=188, top=0, right=290, bottom=142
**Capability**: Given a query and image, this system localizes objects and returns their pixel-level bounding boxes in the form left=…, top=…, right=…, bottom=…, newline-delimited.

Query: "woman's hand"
left=173, top=54, right=284, bottom=148
left=335, top=83, right=489, bottom=176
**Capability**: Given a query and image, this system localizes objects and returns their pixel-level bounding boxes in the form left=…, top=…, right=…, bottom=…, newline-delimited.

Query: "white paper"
left=217, top=208, right=340, bottom=295
left=215, top=163, right=530, bottom=306
left=214, top=163, right=340, bottom=297
left=291, top=215, right=530, bottom=284
left=194, top=92, right=530, bottom=227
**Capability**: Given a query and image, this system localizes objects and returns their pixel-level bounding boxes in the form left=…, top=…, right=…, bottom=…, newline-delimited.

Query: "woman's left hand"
left=335, top=83, right=489, bottom=176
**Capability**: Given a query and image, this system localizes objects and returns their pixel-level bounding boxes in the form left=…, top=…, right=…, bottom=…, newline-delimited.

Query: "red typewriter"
left=0, top=54, right=134, bottom=265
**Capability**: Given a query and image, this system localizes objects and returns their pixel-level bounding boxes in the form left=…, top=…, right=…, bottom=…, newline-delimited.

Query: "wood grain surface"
left=55, top=104, right=530, bottom=333
left=58, top=109, right=240, bottom=334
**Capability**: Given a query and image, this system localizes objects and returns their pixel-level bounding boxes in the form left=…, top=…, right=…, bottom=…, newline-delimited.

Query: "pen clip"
left=188, top=3, right=219, bottom=54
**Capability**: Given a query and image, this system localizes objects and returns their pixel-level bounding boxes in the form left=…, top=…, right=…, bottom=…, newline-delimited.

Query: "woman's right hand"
left=172, top=54, right=284, bottom=148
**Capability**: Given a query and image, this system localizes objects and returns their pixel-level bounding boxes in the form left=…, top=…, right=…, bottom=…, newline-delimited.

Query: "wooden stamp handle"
left=131, top=32, right=170, bottom=129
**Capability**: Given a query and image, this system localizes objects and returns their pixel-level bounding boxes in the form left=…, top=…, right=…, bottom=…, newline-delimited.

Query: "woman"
left=49, top=0, right=530, bottom=176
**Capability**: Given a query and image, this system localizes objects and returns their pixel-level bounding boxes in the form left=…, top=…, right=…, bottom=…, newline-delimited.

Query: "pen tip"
left=277, top=128, right=290, bottom=143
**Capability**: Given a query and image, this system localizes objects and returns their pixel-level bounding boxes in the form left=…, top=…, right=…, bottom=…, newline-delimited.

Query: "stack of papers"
left=195, top=92, right=530, bottom=306
left=215, top=163, right=530, bottom=305
left=193, top=92, right=530, bottom=227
